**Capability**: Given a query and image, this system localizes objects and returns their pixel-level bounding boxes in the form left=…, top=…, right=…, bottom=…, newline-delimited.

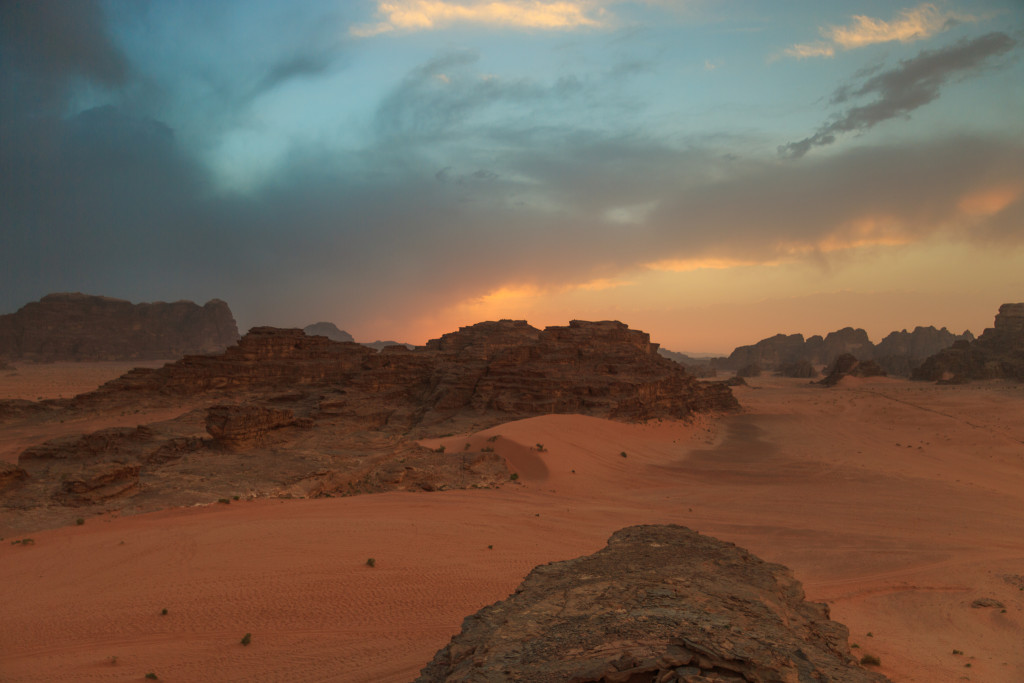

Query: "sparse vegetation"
left=76, top=517, right=85, bottom=525
left=510, top=473, right=519, bottom=481
left=851, top=643, right=859, bottom=648
left=107, top=655, right=118, bottom=665
left=434, top=445, right=446, bottom=453
left=366, top=557, right=376, bottom=568
left=535, top=443, right=547, bottom=452
left=866, top=632, right=873, bottom=637
left=486, top=435, right=499, bottom=442
left=464, top=442, right=471, bottom=450
left=241, top=632, right=252, bottom=646
left=620, top=451, right=627, bottom=458
left=860, top=654, right=880, bottom=666
left=952, top=649, right=963, bottom=655
left=217, top=498, right=230, bottom=504
left=481, top=446, right=494, bottom=453
left=145, top=674, right=158, bottom=680
left=160, top=608, right=168, bottom=616
left=232, top=495, right=240, bottom=501
left=11, top=538, right=35, bottom=545
left=487, top=544, right=493, bottom=549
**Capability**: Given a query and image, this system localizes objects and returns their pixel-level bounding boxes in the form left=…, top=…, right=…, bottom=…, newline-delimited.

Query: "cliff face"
left=417, top=525, right=889, bottom=683
left=913, top=304, right=1024, bottom=382
left=0, top=293, right=239, bottom=361
left=721, top=325, right=971, bottom=377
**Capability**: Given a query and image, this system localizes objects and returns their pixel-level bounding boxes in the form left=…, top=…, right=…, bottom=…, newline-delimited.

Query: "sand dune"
left=2, top=376, right=1023, bottom=682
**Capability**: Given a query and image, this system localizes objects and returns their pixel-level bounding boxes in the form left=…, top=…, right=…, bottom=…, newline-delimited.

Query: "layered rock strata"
left=417, top=525, right=889, bottom=683
left=2, top=320, right=736, bottom=532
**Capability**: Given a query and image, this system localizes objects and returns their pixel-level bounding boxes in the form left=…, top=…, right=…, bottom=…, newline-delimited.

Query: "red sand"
left=2, top=375, right=1023, bottom=682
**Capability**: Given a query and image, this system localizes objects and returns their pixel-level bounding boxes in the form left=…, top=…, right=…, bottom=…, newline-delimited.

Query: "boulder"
left=417, top=525, right=889, bottom=683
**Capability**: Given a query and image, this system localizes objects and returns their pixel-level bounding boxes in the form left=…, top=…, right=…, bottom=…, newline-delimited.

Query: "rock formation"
left=819, top=354, right=887, bottom=387
left=0, top=293, right=239, bottom=361
left=303, top=322, right=354, bottom=343
left=913, top=303, right=1024, bottom=382
left=719, top=325, right=970, bottom=377
left=1, top=320, right=738, bottom=532
left=417, top=525, right=889, bottom=683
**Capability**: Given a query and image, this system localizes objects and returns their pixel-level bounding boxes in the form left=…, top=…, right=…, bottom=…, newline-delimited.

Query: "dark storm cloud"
left=780, top=32, right=1017, bottom=158
left=0, top=0, right=128, bottom=118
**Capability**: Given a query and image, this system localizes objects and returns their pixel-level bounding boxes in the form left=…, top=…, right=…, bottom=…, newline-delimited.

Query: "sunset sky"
left=2, top=1, right=1021, bottom=353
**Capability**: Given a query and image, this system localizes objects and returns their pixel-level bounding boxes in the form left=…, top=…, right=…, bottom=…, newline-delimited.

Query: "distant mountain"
left=302, top=322, right=354, bottom=343
left=656, top=349, right=718, bottom=377
left=913, top=303, right=1023, bottom=382
left=716, top=325, right=972, bottom=377
left=0, top=293, right=239, bottom=361
left=363, top=340, right=415, bottom=351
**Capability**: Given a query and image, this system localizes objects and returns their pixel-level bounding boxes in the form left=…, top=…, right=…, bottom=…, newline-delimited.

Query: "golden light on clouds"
left=351, top=0, right=605, bottom=37
left=644, top=257, right=769, bottom=272
left=958, top=183, right=1023, bottom=217
left=785, top=3, right=977, bottom=59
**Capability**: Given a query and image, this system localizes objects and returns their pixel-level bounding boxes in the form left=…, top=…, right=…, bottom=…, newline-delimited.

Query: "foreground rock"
left=0, top=292, right=239, bottom=361
left=1, top=320, right=737, bottom=533
left=913, top=303, right=1024, bottom=382
left=417, top=525, right=889, bottom=683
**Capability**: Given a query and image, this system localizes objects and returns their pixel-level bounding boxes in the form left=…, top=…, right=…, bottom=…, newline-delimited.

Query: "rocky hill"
left=719, top=325, right=971, bottom=377
left=417, top=525, right=889, bottom=683
left=1, top=320, right=738, bottom=533
left=913, top=303, right=1024, bottom=382
left=302, top=322, right=354, bottom=343
left=0, top=293, right=239, bottom=361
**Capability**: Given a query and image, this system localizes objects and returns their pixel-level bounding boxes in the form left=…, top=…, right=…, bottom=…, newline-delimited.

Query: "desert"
left=2, top=324, right=1023, bottom=681
left=4, top=3, right=1023, bottom=681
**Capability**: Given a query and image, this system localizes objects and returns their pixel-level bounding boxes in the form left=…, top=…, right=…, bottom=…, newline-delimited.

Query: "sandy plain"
left=1, top=369, right=1023, bottom=683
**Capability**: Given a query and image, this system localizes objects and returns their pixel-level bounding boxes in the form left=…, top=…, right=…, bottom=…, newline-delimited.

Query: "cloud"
left=784, top=3, right=979, bottom=59
left=780, top=32, right=1016, bottom=158
left=0, top=0, right=129, bottom=114
left=351, top=0, right=607, bottom=37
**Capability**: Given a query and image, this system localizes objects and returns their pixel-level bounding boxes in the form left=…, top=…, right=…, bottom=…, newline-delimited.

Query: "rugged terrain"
left=0, top=320, right=736, bottom=534
left=717, top=325, right=972, bottom=377
left=3, top=376, right=1022, bottom=682
left=0, top=292, right=239, bottom=361
left=418, top=524, right=889, bottom=682
left=913, top=303, right=1024, bottom=382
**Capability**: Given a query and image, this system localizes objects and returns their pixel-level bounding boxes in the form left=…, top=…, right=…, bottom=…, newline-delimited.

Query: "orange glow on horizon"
left=958, top=184, right=1023, bottom=217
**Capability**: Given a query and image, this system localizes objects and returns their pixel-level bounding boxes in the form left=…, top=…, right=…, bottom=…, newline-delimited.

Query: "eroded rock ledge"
left=417, top=525, right=890, bottom=683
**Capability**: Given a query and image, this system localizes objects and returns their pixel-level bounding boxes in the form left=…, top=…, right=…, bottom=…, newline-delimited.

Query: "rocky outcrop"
left=719, top=325, right=970, bottom=377
left=56, top=462, right=141, bottom=505
left=417, top=525, right=889, bottom=683
left=84, top=321, right=737, bottom=424
left=819, top=354, right=887, bottom=387
left=0, top=293, right=239, bottom=361
left=874, top=327, right=974, bottom=376
left=303, top=322, right=354, bottom=343
left=913, top=304, right=1024, bottom=382
left=3, top=320, right=737, bottom=531
left=205, top=404, right=300, bottom=450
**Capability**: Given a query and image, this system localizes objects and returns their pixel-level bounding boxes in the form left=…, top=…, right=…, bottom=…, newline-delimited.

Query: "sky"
left=1, top=1, right=1021, bottom=353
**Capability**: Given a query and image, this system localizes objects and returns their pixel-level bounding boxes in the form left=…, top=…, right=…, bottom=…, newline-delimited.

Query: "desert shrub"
left=486, top=435, right=499, bottom=442
left=481, top=446, right=494, bottom=453
left=366, top=558, right=376, bottom=568
left=434, top=445, right=446, bottom=454
left=860, top=654, right=880, bottom=666
left=241, top=633, right=252, bottom=646
left=620, top=451, right=627, bottom=458
left=232, top=495, right=240, bottom=501
left=464, top=443, right=471, bottom=450
left=217, top=498, right=230, bottom=504
left=145, top=674, right=158, bottom=680
left=952, top=649, right=963, bottom=655
left=510, top=473, right=519, bottom=481
left=76, top=518, right=85, bottom=526
left=160, top=608, right=168, bottom=616
left=535, top=443, right=546, bottom=452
